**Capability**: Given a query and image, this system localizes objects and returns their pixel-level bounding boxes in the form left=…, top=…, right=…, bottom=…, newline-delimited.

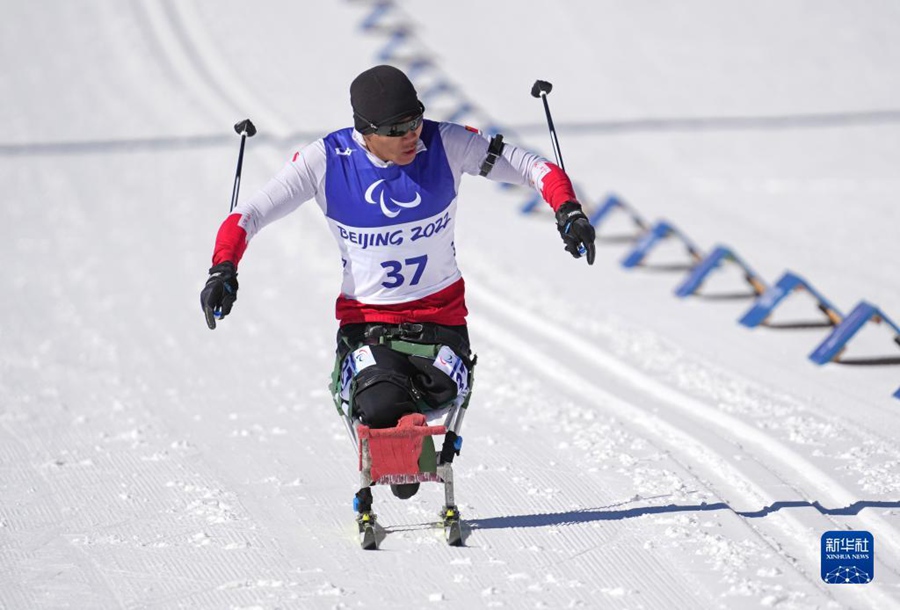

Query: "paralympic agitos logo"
left=364, top=179, right=422, bottom=218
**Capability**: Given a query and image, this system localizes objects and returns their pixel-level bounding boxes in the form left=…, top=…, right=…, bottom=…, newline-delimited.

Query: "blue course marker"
left=809, top=301, right=900, bottom=365
left=739, top=271, right=843, bottom=328
left=674, top=245, right=766, bottom=298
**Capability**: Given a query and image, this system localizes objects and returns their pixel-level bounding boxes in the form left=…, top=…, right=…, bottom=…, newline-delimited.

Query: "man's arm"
left=439, top=122, right=594, bottom=263
left=438, top=122, right=577, bottom=212
left=201, top=139, right=327, bottom=328
left=212, top=139, right=327, bottom=267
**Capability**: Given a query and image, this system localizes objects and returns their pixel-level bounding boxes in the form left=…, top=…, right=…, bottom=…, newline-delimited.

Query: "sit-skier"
left=200, top=64, right=595, bottom=532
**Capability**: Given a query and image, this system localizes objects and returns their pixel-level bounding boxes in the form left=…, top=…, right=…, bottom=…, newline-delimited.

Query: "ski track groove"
left=451, top=360, right=761, bottom=607
left=467, top=279, right=898, bottom=609
left=468, top=278, right=900, bottom=549
left=136, top=0, right=240, bottom=130
left=138, top=0, right=292, bottom=154
left=463, top=330, right=836, bottom=608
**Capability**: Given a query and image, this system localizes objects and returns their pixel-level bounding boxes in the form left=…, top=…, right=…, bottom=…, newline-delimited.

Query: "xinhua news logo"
left=821, top=531, right=874, bottom=584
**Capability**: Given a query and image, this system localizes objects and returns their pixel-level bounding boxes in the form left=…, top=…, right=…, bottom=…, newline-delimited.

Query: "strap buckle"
left=478, top=134, right=505, bottom=177
left=399, top=322, right=425, bottom=339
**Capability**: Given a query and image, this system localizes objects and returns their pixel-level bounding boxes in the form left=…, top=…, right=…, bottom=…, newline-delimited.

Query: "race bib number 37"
left=381, top=255, right=428, bottom=289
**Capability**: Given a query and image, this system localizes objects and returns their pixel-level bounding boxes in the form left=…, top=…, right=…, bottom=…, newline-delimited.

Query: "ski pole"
left=531, top=81, right=588, bottom=258
left=230, top=119, right=257, bottom=212
left=530, top=80, right=564, bottom=171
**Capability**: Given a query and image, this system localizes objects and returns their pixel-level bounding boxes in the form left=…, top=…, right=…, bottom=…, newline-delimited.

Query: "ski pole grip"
left=234, top=119, right=257, bottom=138
left=531, top=80, right=553, bottom=98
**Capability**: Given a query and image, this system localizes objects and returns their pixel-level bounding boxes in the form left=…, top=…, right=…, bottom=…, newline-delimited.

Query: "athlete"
left=200, top=65, right=595, bottom=496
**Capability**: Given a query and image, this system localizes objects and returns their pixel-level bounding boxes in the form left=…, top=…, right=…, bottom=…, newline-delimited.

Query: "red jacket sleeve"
left=538, top=162, right=578, bottom=212
left=211, top=213, right=248, bottom=267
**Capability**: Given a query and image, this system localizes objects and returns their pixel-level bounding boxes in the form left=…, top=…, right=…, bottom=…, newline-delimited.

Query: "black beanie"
left=350, top=65, right=423, bottom=133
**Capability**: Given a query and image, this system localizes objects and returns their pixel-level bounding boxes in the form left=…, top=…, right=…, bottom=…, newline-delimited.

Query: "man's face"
left=363, top=121, right=423, bottom=166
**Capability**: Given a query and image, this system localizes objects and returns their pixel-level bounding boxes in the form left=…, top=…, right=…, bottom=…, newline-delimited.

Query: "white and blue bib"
left=322, top=121, right=461, bottom=304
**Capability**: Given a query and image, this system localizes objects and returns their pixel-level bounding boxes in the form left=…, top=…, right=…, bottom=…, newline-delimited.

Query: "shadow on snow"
left=467, top=499, right=900, bottom=530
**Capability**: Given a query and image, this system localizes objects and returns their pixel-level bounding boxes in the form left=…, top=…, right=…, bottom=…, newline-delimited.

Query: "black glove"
left=200, top=261, right=238, bottom=330
left=555, top=201, right=596, bottom=265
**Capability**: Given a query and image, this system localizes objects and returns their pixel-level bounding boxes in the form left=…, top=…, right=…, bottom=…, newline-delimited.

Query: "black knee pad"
left=352, top=345, right=418, bottom=428
left=409, top=356, right=459, bottom=408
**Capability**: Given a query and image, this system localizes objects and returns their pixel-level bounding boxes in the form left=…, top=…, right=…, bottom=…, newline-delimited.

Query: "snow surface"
left=3, top=1, right=900, bottom=608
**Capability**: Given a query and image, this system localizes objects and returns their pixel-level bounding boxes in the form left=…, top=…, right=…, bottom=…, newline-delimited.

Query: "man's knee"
left=352, top=345, right=418, bottom=428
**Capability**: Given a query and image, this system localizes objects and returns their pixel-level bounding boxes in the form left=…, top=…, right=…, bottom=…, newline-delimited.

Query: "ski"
left=445, top=520, right=462, bottom=546
left=442, top=506, right=463, bottom=547
left=357, top=512, right=378, bottom=550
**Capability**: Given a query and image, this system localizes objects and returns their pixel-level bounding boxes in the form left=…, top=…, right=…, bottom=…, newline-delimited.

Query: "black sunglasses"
left=357, top=102, right=426, bottom=137
left=369, top=114, right=423, bottom=137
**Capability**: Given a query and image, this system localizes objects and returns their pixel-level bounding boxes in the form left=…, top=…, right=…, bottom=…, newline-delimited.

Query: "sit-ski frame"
left=342, top=401, right=466, bottom=499
left=342, top=402, right=467, bottom=547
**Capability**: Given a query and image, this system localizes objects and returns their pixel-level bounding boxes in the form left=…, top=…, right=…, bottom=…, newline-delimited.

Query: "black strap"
left=338, top=322, right=476, bottom=369
left=478, top=134, right=505, bottom=177
left=357, top=323, right=475, bottom=368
